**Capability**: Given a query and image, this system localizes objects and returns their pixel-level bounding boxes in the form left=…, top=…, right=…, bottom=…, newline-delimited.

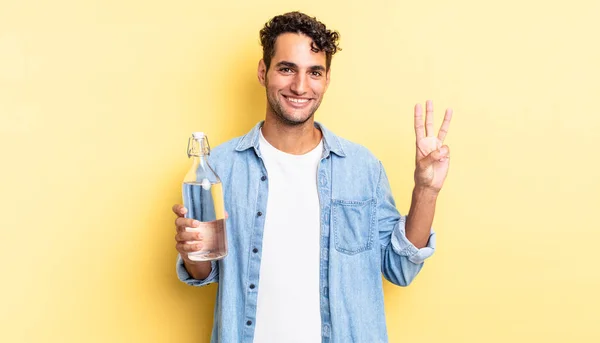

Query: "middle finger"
left=426, top=100, right=435, bottom=137
left=175, top=218, right=200, bottom=232
left=175, top=231, right=203, bottom=243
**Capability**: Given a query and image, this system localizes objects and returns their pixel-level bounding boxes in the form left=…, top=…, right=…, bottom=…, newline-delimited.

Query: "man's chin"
left=280, top=112, right=314, bottom=126
left=268, top=100, right=316, bottom=126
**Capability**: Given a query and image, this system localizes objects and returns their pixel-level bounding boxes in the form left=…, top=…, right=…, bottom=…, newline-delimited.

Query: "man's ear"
left=257, top=59, right=267, bottom=86
left=325, top=68, right=331, bottom=90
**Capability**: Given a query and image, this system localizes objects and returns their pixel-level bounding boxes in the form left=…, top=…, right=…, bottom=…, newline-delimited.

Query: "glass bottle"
left=182, top=132, right=227, bottom=261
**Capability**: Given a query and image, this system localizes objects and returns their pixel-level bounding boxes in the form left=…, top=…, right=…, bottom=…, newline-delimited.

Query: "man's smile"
left=282, top=95, right=312, bottom=108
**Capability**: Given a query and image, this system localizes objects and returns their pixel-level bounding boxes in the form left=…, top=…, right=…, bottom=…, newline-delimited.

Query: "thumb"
left=419, top=145, right=450, bottom=168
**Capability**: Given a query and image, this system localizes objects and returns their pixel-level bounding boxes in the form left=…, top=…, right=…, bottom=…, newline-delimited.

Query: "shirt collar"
left=235, top=121, right=346, bottom=158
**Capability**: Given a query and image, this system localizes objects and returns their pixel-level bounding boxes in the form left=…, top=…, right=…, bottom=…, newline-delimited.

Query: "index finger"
left=172, top=204, right=187, bottom=217
left=414, top=103, right=425, bottom=141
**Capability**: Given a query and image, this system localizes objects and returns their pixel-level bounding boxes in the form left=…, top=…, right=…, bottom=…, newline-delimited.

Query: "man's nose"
left=290, top=73, right=307, bottom=95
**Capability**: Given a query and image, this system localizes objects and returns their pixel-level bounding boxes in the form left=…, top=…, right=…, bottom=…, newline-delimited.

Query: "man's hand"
left=173, top=204, right=212, bottom=280
left=413, top=100, right=453, bottom=193
left=173, top=204, right=204, bottom=261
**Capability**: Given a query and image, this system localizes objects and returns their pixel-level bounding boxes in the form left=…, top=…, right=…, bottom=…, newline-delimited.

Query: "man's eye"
left=280, top=68, right=293, bottom=73
left=311, top=71, right=322, bottom=77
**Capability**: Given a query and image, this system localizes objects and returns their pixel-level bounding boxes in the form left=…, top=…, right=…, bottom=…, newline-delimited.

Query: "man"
left=173, top=11, right=452, bottom=343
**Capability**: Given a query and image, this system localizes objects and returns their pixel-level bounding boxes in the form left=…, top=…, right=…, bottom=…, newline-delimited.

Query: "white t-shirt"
left=252, top=129, right=323, bottom=343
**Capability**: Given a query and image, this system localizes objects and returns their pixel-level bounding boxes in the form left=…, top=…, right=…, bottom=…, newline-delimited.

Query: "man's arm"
left=378, top=101, right=452, bottom=286
left=406, top=186, right=439, bottom=249
left=407, top=100, right=452, bottom=247
left=183, top=260, right=212, bottom=280
left=377, top=163, right=435, bottom=287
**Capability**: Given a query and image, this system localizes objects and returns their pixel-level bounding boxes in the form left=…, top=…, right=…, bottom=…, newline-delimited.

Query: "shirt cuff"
left=390, top=216, right=436, bottom=264
left=176, top=254, right=219, bottom=287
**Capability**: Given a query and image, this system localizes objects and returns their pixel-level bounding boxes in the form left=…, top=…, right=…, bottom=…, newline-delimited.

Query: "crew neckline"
left=259, top=128, right=323, bottom=159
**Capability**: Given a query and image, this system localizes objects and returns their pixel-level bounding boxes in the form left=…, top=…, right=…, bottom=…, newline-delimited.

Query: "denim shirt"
left=177, top=121, right=436, bottom=343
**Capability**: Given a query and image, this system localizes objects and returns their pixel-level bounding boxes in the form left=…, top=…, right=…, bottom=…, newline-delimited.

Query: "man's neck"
left=261, top=116, right=322, bottom=155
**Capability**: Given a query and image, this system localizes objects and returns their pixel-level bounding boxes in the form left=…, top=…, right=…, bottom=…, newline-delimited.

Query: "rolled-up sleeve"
left=176, top=254, right=219, bottom=287
left=377, top=162, right=436, bottom=286
left=390, top=217, right=435, bottom=264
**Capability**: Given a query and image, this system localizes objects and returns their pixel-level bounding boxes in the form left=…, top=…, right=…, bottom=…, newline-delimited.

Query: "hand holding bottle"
left=173, top=204, right=213, bottom=280
left=173, top=203, right=228, bottom=261
left=173, top=204, right=205, bottom=259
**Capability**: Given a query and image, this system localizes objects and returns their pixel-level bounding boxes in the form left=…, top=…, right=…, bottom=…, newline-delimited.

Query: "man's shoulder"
left=334, top=134, right=380, bottom=166
left=207, top=136, right=247, bottom=168
left=210, top=122, right=261, bottom=160
left=211, top=136, right=243, bottom=156
left=204, top=135, right=245, bottom=170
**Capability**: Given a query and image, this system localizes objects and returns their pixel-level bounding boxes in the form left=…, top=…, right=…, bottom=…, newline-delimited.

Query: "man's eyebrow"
left=309, top=65, right=326, bottom=72
left=275, top=61, right=298, bottom=69
left=274, top=61, right=326, bottom=71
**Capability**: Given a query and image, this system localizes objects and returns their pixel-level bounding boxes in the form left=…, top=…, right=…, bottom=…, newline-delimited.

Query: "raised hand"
left=413, top=100, right=453, bottom=193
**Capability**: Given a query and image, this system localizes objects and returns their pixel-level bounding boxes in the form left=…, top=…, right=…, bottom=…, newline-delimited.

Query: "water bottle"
left=182, top=132, right=228, bottom=261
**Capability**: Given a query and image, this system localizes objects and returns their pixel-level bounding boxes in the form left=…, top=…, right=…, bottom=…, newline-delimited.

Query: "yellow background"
left=2, top=0, right=599, bottom=342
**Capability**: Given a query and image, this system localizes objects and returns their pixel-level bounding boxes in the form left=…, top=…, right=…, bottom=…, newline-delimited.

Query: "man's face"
left=258, top=33, right=330, bottom=126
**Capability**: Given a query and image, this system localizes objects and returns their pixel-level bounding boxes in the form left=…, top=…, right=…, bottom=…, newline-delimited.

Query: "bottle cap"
left=192, top=132, right=205, bottom=140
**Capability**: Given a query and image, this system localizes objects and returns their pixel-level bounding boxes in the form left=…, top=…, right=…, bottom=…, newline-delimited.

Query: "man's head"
left=260, top=11, right=340, bottom=72
left=257, top=12, right=341, bottom=126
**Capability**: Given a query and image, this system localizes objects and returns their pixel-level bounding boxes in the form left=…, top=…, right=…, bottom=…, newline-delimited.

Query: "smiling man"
left=173, top=11, right=453, bottom=343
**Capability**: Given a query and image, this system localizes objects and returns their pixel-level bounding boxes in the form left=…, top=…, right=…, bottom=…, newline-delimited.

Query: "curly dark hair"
left=259, top=11, right=341, bottom=71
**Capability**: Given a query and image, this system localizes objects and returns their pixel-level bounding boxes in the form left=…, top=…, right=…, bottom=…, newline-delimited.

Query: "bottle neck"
left=188, top=136, right=211, bottom=158
left=193, top=154, right=209, bottom=167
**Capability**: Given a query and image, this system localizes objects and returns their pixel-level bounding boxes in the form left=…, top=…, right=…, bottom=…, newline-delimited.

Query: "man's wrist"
left=182, top=256, right=212, bottom=280
left=413, top=185, right=440, bottom=199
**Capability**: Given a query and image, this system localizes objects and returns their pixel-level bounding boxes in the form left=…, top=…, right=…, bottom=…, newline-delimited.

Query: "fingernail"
left=193, top=220, right=200, bottom=227
left=196, top=243, right=203, bottom=250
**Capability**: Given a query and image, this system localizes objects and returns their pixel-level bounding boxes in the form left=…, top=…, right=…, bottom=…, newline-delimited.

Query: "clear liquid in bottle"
left=182, top=132, right=227, bottom=261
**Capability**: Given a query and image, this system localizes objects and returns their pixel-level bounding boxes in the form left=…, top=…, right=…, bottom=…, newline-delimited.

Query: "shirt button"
left=261, top=175, right=267, bottom=181
left=257, top=211, right=263, bottom=217
left=249, top=284, right=255, bottom=289
left=246, top=320, right=252, bottom=326
left=252, top=248, right=258, bottom=253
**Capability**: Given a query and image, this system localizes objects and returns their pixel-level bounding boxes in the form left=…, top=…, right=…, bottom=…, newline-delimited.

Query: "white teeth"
left=287, top=97, right=309, bottom=103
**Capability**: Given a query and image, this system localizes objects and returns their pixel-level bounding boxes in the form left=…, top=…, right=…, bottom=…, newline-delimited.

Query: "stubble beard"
left=265, top=88, right=321, bottom=127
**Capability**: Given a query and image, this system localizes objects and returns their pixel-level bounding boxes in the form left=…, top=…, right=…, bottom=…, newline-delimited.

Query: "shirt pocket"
left=332, top=198, right=376, bottom=255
